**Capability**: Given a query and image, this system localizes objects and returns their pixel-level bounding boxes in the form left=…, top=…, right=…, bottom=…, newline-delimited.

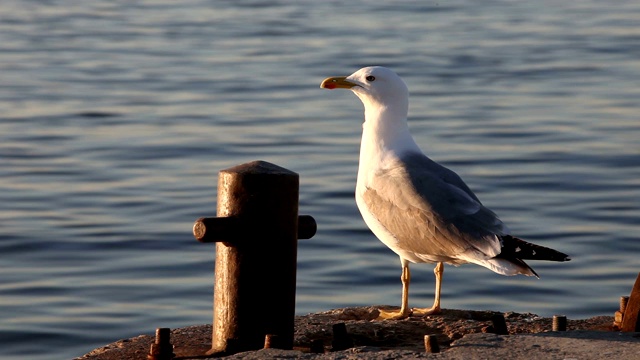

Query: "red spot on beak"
left=325, top=83, right=337, bottom=89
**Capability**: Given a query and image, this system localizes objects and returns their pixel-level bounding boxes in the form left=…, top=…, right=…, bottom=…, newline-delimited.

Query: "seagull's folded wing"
left=362, top=152, right=505, bottom=261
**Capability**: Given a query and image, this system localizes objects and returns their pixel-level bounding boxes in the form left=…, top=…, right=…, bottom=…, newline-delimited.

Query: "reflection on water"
left=1, top=1, right=639, bottom=359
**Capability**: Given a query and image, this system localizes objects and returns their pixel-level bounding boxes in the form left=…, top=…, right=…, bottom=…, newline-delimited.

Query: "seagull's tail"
left=456, top=235, right=570, bottom=278
left=465, top=235, right=571, bottom=278
left=497, top=235, right=571, bottom=262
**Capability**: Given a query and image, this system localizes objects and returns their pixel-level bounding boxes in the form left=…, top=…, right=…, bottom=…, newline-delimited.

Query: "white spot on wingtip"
left=532, top=250, right=536, bottom=256
left=515, top=247, right=521, bottom=253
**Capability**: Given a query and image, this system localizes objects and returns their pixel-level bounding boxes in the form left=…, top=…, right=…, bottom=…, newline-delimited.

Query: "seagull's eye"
left=365, top=75, right=376, bottom=82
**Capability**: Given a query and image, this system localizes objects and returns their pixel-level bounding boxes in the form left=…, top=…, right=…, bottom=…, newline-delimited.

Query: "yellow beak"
left=320, top=76, right=358, bottom=90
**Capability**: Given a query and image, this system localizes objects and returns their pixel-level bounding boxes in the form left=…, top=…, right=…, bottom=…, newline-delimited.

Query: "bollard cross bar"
left=193, top=215, right=316, bottom=243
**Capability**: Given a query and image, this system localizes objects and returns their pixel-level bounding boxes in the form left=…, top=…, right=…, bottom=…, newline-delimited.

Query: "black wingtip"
left=499, top=235, right=571, bottom=262
left=531, top=267, right=540, bottom=279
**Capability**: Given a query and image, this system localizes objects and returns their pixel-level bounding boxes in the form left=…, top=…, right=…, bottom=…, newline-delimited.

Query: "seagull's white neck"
left=357, top=104, right=421, bottom=180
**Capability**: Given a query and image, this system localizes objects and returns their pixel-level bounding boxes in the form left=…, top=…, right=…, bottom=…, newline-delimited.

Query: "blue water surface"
left=1, top=1, right=639, bottom=359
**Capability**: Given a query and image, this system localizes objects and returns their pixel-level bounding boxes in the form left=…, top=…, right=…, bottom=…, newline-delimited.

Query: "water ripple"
left=1, top=1, right=639, bottom=359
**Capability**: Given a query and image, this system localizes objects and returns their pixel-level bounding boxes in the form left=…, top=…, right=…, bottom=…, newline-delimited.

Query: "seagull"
left=320, top=66, right=570, bottom=320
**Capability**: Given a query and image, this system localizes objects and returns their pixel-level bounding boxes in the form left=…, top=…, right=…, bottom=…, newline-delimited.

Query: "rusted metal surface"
left=621, top=272, right=640, bottom=332
left=147, top=328, right=175, bottom=360
left=194, top=161, right=314, bottom=355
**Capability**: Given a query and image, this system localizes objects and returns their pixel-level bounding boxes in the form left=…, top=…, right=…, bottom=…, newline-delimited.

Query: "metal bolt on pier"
left=147, top=328, right=175, bottom=360
left=552, top=315, right=567, bottom=331
left=424, top=334, right=440, bottom=353
left=491, top=314, right=508, bottom=335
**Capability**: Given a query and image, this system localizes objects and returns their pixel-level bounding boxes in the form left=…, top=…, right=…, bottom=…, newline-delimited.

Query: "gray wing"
left=361, top=152, right=505, bottom=259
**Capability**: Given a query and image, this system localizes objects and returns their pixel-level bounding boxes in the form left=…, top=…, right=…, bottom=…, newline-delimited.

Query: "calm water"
left=1, top=1, right=639, bottom=359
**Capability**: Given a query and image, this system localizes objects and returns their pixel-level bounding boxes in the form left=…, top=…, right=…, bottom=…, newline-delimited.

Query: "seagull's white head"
left=321, top=66, right=409, bottom=121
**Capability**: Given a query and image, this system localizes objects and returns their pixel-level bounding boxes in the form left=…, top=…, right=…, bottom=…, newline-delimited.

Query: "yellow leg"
left=412, top=262, right=443, bottom=316
left=377, top=262, right=412, bottom=320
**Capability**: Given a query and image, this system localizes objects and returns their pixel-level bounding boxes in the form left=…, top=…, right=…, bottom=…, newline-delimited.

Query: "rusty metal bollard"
left=193, top=161, right=316, bottom=355
left=621, top=272, right=640, bottom=332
